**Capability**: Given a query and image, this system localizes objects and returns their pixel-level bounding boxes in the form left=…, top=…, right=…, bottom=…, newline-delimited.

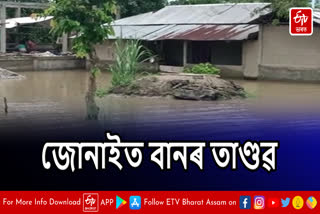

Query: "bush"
left=110, top=40, right=149, bottom=87
left=183, top=63, right=220, bottom=75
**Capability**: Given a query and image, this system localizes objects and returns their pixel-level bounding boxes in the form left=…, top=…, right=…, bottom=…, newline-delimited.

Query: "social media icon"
left=254, top=196, right=265, bottom=210
left=130, top=196, right=141, bottom=210
left=268, top=198, right=280, bottom=208
left=281, top=198, right=290, bottom=207
left=239, top=196, right=251, bottom=209
left=306, top=196, right=317, bottom=209
left=116, top=196, right=127, bottom=209
left=292, top=196, right=304, bottom=210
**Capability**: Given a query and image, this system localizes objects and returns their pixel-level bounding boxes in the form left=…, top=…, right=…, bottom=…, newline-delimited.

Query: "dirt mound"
left=109, top=73, right=246, bottom=101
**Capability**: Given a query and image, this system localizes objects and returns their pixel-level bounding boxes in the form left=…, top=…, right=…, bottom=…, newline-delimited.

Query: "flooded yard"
left=1, top=70, right=319, bottom=191
left=1, top=70, right=320, bottom=136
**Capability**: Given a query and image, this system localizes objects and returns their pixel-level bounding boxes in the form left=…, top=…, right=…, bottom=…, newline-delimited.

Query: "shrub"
left=110, top=40, right=150, bottom=87
left=184, top=63, right=220, bottom=75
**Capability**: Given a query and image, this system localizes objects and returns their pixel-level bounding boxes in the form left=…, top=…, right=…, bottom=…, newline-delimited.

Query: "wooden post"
left=3, top=97, right=8, bottom=114
left=62, top=33, right=68, bottom=53
left=183, top=41, right=188, bottom=67
left=0, top=4, right=6, bottom=53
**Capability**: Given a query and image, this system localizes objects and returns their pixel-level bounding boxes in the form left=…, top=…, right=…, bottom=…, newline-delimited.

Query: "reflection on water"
left=1, top=70, right=320, bottom=134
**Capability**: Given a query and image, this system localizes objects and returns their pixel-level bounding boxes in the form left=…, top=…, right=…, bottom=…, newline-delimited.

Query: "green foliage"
left=44, top=0, right=115, bottom=59
left=169, top=0, right=310, bottom=20
left=268, top=0, right=309, bottom=20
left=110, top=40, right=150, bottom=87
left=96, top=88, right=109, bottom=98
left=19, top=24, right=55, bottom=44
left=183, top=63, right=221, bottom=75
left=90, top=66, right=101, bottom=78
left=116, top=0, right=166, bottom=18
left=4, top=0, right=53, bottom=45
left=271, top=18, right=280, bottom=26
left=170, top=0, right=225, bottom=5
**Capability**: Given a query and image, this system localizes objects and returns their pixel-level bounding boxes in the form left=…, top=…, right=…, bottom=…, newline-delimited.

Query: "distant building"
left=96, top=3, right=320, bottom=81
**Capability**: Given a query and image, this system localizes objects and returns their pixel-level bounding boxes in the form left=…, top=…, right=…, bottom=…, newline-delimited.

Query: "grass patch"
left=96, top=88, right=109, bottom=98
left=183, top=63, right=220, bottom=75
left=110, top=40, right=151, bottom=87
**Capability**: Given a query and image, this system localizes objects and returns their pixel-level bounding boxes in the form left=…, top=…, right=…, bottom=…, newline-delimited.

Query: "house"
left=95, top=3, right=320, bottom=81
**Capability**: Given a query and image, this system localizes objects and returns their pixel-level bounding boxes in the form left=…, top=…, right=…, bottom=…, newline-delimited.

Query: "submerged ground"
left=1, top=70, right=320, bottom=191
left=1, top=70, right=320, bottom=134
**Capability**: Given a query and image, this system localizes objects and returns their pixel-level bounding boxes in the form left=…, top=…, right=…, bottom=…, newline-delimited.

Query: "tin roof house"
left=95, top=3, right=320, bottom=81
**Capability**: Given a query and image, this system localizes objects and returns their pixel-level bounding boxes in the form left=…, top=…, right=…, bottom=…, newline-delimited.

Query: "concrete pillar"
left=62, top=33, right=68, bottom=53
left=15, top=7, right=21, bottom=18
left=183, top=40, right=187, bottom=66
left=243, top=24, right=263, bottom=80
left=258, top=24, right=264, bottom=66
left=116, top=6, right=121, bottom=20
left=0, top=4, right=6, bottom=53
left=14, top=7, right=21, bottom=44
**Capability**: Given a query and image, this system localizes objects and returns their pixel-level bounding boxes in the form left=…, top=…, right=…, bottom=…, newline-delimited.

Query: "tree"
left=268, top=0, right=309, bottom=20
left=169, top=0, right=224, bottom=5
left=44, top=0, right=115, bottom=119
left=169, top=0, right=310, bottom=20
left=116, top=0, right=166, bottom=18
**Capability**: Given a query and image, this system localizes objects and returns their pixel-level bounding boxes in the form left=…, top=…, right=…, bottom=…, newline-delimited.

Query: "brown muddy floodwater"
left=0, top=70, right=320, bottom=134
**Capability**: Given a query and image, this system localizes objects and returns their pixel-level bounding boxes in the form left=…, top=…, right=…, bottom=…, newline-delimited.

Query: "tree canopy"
left=116, top=0, right=167, bottom=18
left=268, top=0, right=309, bottom=19
left=45, top=0, right=115, bottom=58
left=169, top=0, right=226, bottom=5
left=169, top=0, right=310, bottom=20
left=44, top=0, right=116, bottom=120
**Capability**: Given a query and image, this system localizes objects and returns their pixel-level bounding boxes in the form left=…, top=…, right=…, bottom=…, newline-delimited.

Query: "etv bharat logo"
left=83, top=193, right=99, bottom=212
left=290, top=8, right=313, bottom=36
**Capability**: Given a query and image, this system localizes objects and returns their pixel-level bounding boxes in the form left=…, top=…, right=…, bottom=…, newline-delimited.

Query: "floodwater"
left=1, top=70, right=320, bottom=136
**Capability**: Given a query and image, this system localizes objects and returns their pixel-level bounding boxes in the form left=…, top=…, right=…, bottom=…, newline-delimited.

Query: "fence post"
left=3, top=97, right=8, bottom=113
